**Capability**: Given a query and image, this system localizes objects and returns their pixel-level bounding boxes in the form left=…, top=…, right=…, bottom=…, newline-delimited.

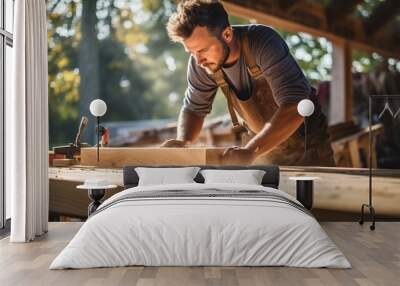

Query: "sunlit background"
left=47, top=0, right=400, bottom=162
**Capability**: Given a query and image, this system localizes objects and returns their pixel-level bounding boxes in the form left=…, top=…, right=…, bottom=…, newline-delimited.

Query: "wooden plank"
left=52, top=158, right=77, bottom=167
left=205, top=148, right=224, bottom=165
left=81, top=147, right=226, bottom=167
left=281, top=166, right=400, bottom=177
left=49, top=165, right=400, bottom=181
left=330, top=124, right=383, bottom=168
left=328, top=121, right=360, bottom=141
left=348, top=140, right=361, bottom=168
left=331, top=124, right=382, bottom=146
left=371, top=135, right=377, bottom=168
left=49, top=166, right=124, bottom=185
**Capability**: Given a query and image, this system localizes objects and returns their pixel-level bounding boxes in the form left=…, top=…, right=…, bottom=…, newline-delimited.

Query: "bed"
left=50, top=165, right=351, bottom=269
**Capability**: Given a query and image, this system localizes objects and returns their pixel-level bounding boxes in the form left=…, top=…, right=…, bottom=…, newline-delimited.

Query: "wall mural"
left=47, top=0, right=400, bottom=222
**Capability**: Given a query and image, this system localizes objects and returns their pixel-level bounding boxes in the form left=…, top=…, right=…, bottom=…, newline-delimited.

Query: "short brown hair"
left=167, top=0, right=230, bottom=42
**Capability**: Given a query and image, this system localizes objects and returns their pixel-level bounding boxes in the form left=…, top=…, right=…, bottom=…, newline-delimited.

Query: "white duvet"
left=50, top=183, right=351, bottom=269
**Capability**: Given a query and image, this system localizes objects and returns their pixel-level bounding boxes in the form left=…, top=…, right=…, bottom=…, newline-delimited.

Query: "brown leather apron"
left=211, top=31, right=335, bottom=166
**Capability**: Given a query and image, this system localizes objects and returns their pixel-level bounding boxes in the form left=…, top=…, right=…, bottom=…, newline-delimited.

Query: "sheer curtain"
left=8, top=0, right=49, bottom=242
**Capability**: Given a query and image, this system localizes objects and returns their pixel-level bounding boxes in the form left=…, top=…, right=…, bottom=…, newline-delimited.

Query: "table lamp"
left=89, top=99, right=107, bottom=162
left=297, top=99, right=315, bottom=164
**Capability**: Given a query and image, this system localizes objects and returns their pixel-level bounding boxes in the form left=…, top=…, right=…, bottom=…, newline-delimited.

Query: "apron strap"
left=210, top=29, right=264, bottom=139
left=241, top=32, right=264, bottom=80
left=211, top=70, right=247, bottom=136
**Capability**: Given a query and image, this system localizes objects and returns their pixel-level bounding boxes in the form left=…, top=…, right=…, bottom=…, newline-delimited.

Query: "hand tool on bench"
left=52, top=116, right=91, bottom=166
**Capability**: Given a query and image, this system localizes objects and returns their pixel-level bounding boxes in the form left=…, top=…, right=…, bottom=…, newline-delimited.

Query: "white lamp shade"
left=297, top=99, right=315, bottom=117
left=89, top=99, right=107, bottom=117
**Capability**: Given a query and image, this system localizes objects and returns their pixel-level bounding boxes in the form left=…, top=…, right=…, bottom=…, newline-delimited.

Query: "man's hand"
left=160, top=139, right=188, bottom=148
left=221, top=146, right=256, bottom=165
left=244, top=103, right=303, bottom=158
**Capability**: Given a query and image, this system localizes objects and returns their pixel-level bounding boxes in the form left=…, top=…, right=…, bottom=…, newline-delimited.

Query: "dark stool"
left=289, top=177, right=319, bottom=210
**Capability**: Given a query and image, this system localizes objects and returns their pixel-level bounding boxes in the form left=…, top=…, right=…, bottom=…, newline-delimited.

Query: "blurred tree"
left=48, top=0, right=81, bottom=146
left=48, top=0, right=158, bottom=147
left=79, top=0, right=100, bottom=143
left=277, top=29, right=332, bottom=84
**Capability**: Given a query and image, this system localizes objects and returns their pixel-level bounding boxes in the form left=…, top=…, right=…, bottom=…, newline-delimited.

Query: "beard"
left=203, top=41, right=230, bottom=75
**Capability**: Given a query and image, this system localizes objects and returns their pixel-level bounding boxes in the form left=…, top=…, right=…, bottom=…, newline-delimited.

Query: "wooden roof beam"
left=278, top=0, right=302, bottom=12
left=364, top=0, right=400, bottom=37
left=222, top=0, right=400, bottom=58
left=327, top=0, right=363, bottom=20
left=387, top=23, right=400, bottom=50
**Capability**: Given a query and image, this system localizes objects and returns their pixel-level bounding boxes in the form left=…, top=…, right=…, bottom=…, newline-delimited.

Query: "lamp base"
left=88, top=189, right=106, bottom=216
left=296, top=180, right=313, bottom=210
left=359, top=203, right=376, bottom=230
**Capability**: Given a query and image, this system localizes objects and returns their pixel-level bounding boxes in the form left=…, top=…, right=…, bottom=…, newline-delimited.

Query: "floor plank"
left=0, top=222, right=399, bottom=286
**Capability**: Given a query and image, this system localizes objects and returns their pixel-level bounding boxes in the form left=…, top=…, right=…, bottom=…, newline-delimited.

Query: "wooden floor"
left=0, top=222, right=399, bottom=286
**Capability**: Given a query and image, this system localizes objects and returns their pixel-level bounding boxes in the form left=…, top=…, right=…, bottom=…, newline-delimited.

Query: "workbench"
left=49, top=165, right=400, bottom=219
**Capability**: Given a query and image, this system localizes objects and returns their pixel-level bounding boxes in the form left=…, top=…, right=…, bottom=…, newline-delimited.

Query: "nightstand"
left=288, top=176, right=319, bottom=210
left=77, top=179, right=117, bottom=216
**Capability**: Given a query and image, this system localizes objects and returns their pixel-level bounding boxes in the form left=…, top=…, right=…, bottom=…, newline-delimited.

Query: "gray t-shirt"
left=182, top=24, right=312, bottom=117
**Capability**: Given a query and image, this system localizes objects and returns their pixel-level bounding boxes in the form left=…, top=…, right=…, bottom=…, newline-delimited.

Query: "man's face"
left=183, top=26, right=230, bottom=74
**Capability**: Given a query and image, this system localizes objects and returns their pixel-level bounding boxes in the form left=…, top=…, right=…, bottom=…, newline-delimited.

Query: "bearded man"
left=162, top=0, right=335, bottom=166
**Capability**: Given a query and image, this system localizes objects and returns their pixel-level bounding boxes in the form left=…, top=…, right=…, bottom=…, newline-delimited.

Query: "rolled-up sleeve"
left=182, top=56, right=218, bottom=117
left=251, top=26, right=311, bottom=106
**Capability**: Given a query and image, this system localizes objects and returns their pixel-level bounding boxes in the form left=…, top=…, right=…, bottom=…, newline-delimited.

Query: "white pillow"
left=200, top=169, right=266, bottom=185
left=135, top=167, right=200, bottom=186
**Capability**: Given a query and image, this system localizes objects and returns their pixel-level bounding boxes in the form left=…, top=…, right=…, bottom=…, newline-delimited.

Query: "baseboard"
left=0, top=218, right=11, bottom=239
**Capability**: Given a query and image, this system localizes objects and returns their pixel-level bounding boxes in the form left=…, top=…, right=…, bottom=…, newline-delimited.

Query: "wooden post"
left=330, top=40, right=353, bottom=125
